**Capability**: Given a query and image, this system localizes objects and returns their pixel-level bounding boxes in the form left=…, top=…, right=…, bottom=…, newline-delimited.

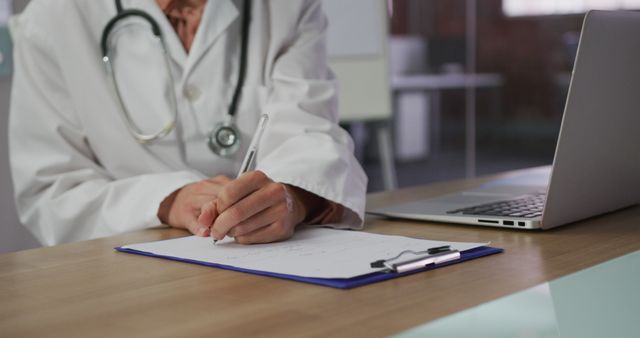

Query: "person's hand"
left=157, top=175, right=232, bottom=236
left=200, top=171, right=308, bottom=244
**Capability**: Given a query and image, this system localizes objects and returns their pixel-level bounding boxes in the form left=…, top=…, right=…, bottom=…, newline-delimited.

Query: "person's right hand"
left=157, top=175, right=232, bottom=236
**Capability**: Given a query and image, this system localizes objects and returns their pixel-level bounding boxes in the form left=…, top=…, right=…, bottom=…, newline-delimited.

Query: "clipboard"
left=115, top=229, right=503, bottom=289
left=116, top=245, right=502, bottom=289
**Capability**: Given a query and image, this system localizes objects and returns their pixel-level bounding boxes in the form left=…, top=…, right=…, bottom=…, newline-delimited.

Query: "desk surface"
left=2, top=168, right=640, bottom=337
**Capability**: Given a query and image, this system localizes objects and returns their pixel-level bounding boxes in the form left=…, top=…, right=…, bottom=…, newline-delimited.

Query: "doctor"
left=9, top=0, right=367, bottom=246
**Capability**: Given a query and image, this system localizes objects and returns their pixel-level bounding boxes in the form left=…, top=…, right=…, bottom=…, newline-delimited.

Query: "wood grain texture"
left=1, top=168, right=639, bottom=337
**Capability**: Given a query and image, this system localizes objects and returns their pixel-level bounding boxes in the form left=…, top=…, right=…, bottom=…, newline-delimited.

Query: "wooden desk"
left=2, top=168, right=639, bottom=337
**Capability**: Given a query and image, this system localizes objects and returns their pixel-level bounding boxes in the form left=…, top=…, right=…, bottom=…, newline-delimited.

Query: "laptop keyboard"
left=447, top=192, right=546, bottom=218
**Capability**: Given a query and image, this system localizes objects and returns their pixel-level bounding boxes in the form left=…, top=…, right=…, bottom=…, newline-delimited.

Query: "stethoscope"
left=101, top=0, right=251, bottom=157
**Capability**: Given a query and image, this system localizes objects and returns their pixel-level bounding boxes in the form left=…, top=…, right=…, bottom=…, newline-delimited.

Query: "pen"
left=213, top=114, right=270, bottom=244
left=236, top=114, right=270, bottom=178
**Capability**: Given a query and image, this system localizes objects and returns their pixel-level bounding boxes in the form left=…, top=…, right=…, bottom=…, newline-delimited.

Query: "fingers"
left=226, top=202, right=289, bottom=237
left=168, top=172, right=299, bottom=243
left=161, top=177, right=233, bottom=237
left=176, top=191, right=216, bottom=237
left=189, top=178, right=229, bottom=234
left=216, top=171, right=271, bottom=212
left=211, top=180, right=286, bottom=240
left=184, top=217, right=210, bottom=237
left=197, top=200, right=218, bottom=228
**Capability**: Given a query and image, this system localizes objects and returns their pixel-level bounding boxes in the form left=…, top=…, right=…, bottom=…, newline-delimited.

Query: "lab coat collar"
left=125, top=0, right=188, bottom=67
left=125, top=0, right=239, bottom=79
left=186, top=0, right=239, bottom=75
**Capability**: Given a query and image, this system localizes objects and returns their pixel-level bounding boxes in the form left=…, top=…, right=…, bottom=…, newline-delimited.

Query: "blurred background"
left=1, top=0, right=639, bottom=252
left=358, top=0, right=640, bottom=192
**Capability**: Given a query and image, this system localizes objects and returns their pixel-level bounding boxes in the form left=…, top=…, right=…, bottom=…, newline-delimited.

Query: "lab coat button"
left=184, top=85, right=201, bottom=101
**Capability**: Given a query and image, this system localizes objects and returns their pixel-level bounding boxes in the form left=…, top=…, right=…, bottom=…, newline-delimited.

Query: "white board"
left=324, top=0, right=383, bottom=57
left=324, top=0, right=392, bottom=122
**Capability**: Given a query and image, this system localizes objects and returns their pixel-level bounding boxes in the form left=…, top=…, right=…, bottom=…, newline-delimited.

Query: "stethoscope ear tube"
left=104, top=44, right=179, bottom=144
left=101, top=9, right=162, bottom=60
left=227, top=0, right=252, bottom=120
left=101, top=7, right=178, bottom=144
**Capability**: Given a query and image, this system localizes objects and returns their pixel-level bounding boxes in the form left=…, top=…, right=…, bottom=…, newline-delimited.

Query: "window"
left=503, top=0, right=640, bottom=17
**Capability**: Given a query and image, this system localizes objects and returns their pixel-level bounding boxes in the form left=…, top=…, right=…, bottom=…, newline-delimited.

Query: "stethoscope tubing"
left=101, top=0, right=252, bottom=153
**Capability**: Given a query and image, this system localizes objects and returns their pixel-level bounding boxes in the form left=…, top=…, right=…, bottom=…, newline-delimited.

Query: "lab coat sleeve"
left=8, top=14, right=202, bottom=246
left=256, top=0, right=368, bottom=229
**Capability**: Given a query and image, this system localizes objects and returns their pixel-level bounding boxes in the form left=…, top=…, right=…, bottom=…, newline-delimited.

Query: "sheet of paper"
left=121, top=228, right=487, bottom=279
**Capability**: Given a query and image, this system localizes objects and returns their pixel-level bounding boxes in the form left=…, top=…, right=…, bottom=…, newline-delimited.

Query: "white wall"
left=1, top=0, right=40, bottom=252
left=1, top=78, right=39, bottom=253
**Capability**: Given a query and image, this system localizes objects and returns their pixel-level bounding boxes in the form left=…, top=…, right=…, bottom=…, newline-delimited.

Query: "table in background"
left=1, top=167, right=639, bottom=337
left=392, top=73, right=504, bottom=173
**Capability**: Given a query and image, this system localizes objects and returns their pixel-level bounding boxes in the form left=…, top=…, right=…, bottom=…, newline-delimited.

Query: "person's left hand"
left=198, top=171, right=307, bottom=244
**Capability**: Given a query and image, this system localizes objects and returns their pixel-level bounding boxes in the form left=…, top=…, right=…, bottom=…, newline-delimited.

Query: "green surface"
left=0, top=25, right=12, bottom=77
left=394, top=250, right=640, bottom=338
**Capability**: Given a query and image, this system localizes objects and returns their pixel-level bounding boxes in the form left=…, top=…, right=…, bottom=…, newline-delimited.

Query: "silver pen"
left=214, top=114, right=270, bottom=244
left=236, top=114, right=270, bottom=178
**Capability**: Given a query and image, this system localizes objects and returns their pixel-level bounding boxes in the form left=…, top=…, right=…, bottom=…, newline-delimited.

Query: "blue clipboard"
left=115, top=246, right=503, bottom=289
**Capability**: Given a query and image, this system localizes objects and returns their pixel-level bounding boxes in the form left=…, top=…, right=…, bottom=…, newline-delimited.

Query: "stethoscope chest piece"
left=208, top=120, right=241, bottom=156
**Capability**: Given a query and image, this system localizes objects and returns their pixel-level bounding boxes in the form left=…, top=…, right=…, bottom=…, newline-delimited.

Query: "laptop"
left=367, top=11, right=640, bottom=230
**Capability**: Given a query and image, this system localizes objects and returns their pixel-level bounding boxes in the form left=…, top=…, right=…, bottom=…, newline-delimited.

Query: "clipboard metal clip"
left=370, top=246, right=461, bottom=273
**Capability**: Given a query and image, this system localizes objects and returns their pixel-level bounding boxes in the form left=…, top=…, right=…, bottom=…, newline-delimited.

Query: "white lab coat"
left=9, top=0, right=367, bottom=246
